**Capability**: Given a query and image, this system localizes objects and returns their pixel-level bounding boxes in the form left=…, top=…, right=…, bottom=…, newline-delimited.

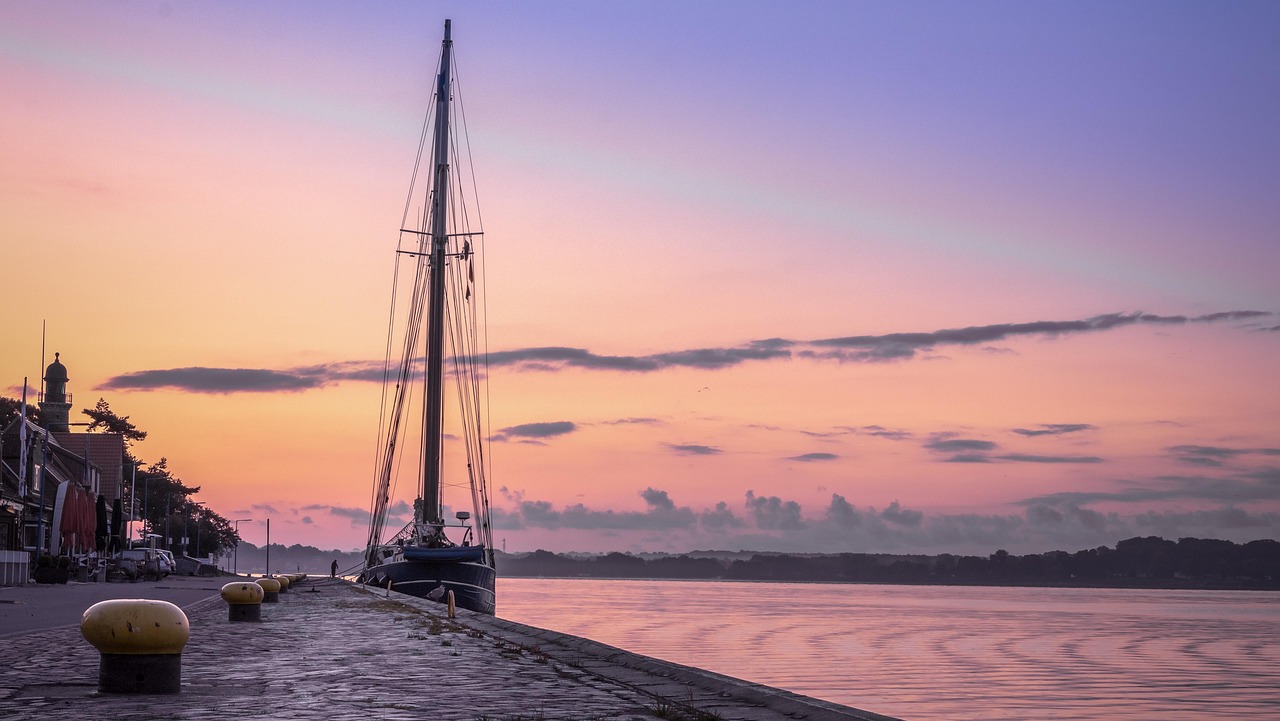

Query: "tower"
left=39, top=352, right=72, bottom=432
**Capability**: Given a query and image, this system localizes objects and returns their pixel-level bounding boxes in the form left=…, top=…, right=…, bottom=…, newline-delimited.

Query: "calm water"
left=497, top=577, right=1280, bottom=721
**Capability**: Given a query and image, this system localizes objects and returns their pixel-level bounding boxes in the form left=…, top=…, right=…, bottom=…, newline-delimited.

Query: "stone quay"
left=0, top=577, right=897, bottom=721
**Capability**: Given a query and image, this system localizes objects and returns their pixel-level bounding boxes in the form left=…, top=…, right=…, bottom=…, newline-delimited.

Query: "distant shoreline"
left=500, top=573, right=1280, bottom=592
left=497, top=536, right=1280, bottom=591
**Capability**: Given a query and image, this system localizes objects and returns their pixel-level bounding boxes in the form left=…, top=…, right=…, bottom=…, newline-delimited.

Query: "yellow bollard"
left=80, top=599, right=189, bottom=694
left=275, top=575, right=291, bottom=593
left=221, top=582, right=264, bottom=622
left=447, top=590, right=456, bottom=618
left=385, top=578, right=392, bottom=597
left=256, top=577, right=281, bottom=603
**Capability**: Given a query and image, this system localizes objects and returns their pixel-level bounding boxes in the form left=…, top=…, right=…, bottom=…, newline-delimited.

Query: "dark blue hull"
left=360, top=557, right=496, bottom=615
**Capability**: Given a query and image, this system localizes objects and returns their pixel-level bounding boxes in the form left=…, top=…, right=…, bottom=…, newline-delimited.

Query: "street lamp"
left=232, top=518, right=251, bottom=576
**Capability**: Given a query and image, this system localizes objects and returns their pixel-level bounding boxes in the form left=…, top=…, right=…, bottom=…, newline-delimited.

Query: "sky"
left=3, top=0, right=1278, bottom=556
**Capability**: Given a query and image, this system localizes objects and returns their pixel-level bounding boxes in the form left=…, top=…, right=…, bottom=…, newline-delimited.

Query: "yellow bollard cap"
left=255, top=577, right=281, bottom=593
left=274, top=575, right=291, bottom=590
left=221, top=581, right=265, bottom=605
left=81, top=599, right=190, bottom=655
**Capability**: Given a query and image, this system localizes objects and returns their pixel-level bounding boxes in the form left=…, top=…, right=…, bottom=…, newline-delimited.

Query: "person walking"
left=331, top=559, right=338, bottom=578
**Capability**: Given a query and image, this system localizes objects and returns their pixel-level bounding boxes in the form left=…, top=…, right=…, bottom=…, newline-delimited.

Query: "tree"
left=82, top=398, right=147, bottom=446
left=0, top=396, right=42, bottom=429
left=77, top=399, right=241, bottom=560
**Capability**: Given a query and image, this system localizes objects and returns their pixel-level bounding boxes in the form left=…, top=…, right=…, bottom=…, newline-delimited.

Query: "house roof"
left=51, top=432, right=125, bottom=477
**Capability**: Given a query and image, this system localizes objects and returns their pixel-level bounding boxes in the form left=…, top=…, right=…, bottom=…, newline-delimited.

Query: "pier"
left=0, top=576, right=896, bottom=720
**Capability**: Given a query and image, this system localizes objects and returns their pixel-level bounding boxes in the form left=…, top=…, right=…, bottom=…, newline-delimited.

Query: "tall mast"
left=421, top=19, right=453, bottom=526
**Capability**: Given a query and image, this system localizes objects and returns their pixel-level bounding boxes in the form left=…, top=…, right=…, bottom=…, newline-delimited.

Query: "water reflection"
left=498, top=578, right=1280, bottom=720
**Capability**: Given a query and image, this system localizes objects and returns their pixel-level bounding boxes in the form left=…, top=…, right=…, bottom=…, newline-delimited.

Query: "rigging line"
left=456, top=78, right=495, bottom=542
left=399, top=49, right=445, bottom=229
left=371, top=231, right=432, bottom=552
left=368, top=248, right=403, bottom=528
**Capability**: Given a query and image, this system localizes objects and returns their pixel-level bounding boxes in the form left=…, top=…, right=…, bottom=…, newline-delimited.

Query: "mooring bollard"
left=386, top=578, right=392, bottom=598
left=221, top=581, right=264, bottom=622
left=80, top=599, right=189, bottom=694
left=447, top=590, right=456, bottom=618
left=275, top=575, right=291, bottom=593
left=256, top=577, right=281, bottom=603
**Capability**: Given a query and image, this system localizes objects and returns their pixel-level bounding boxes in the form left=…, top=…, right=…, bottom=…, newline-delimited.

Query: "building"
left=0, top=353, right=127, bottom=573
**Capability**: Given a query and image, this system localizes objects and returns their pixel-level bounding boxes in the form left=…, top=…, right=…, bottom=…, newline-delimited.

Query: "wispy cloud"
left=1022, top=468, right=1280, bottom=505
left=1012, top=423, right=1096, bottom=437
left=1167, top=445, right=1280, bottom=468
left=665, top=443, right=722, bottom=456
left=785, top=452, right=840, bottom=462
left=925, top=437, right=998, bottom=453
left=995, top=454, right=1104, bottom=464
left=805, top=311, right=1272, bottom=363
left=94, top=310, right=1270, bottom=393
left=494, top=421, right=577, bottom=442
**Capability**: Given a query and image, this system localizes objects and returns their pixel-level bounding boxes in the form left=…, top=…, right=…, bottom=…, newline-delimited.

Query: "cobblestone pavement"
left=0, top=578, right=896, bottom=721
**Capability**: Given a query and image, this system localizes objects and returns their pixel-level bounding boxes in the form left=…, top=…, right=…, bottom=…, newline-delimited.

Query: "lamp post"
left=232, top=518, right=251, bottom=576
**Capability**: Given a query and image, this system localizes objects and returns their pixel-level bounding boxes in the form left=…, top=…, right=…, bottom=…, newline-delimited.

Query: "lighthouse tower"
left=39, top=352, right=72, bottom=432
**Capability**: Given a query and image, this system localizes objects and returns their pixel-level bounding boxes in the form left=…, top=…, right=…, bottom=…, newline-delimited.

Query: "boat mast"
left=421, top=19, right=453, bottom=529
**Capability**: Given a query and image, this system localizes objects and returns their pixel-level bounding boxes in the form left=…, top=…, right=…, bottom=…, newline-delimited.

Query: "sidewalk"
left=0, top=578, right=897, bottom=721
left=0, top=574, right=228, bottom=638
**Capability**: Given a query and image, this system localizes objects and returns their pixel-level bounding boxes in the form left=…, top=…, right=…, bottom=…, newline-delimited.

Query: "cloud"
left=924, top=432, right=1101, bottom=464
left=855, top=425, right=914, bottom=441
left=491, top=486, right=1280, bottom=555
left=1167, top=445, right=1280, bottom=468
left=785, top=452, right=839, bottom=462
left=699, top=501, right=745, bottom=532
left=924, top=435, right=998, bottom=462
left=495, top=421, right=576, bottom=441
left=926, top=438, right=998, bottom=453
left=485, top=343, right=791, bottom=372
left=491, top=488, right=697, bottom=531
left=805, top=311, right=1272, bottom=363
left=665, top=443, right=722, bottom=456
left=1012, top=424, right=1096, bottom=437
left=944, top=454, right=994, bottom=463
left=881, top=500, right=923, bottom=527
left=745, top=491, right=805, bottom=531
left=95, top=310, right=1270, bottom=393
left=1021, top=468, right=1280, bottom=506
left=640, top=487, right=675, bottom=510
left=99, top=367, right=328, bottom=393
left=995, top=454, right=1104, bottom=464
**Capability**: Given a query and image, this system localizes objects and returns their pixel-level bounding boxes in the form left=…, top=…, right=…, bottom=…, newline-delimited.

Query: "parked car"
left=115, top=548, right=170, bottom=581
left=155, top=550, right=175, bottom=577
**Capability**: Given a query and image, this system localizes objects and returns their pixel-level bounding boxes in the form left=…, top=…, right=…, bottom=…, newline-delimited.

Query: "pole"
left=265, top=518, right=271, bottom=577
left=164, top=494, right=170, bottom=551
left=128, top=463, right=136, bottom=544
left=232, top=518, right=249, bottom=575
left=421, top=19, right=454, bottom=528
left=36, top=428, right=48, bottom=557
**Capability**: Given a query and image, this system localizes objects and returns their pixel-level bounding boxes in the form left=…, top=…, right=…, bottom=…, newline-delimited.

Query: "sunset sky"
left=3, top=1, right=1277, bottom=556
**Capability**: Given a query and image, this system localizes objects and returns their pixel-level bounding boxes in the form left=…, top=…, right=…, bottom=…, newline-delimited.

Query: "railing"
left=36, top=391, right=72, bottom=405
left=0, top=550, right=31, bottom=586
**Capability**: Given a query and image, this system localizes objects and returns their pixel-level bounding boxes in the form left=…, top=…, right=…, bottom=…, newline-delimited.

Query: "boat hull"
left=360, top=557, right=496, bottom=615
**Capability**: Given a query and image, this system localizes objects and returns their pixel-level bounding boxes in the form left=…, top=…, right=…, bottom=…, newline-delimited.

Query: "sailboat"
left=359, top=19, right=497, bottom=615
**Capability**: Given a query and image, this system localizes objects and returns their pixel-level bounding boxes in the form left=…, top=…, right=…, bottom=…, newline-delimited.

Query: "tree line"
left=3, top=397, right=240, bottom=558
left=499, top=536, right=1280, bottom=590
